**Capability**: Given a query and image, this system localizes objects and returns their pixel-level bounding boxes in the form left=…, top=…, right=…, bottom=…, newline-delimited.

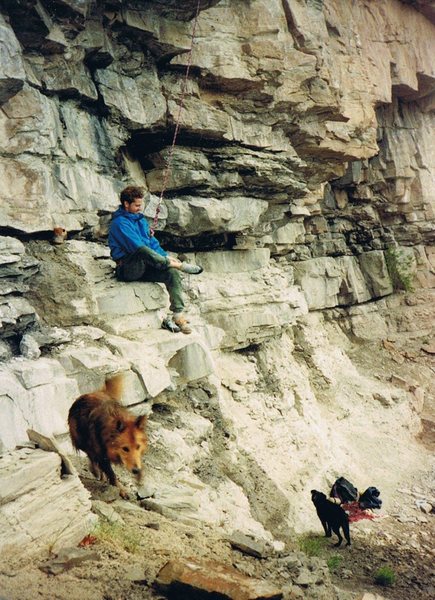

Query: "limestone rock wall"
left=0, top=448, right=95, bottom=555
left=0, top=0, right=434, bottom=554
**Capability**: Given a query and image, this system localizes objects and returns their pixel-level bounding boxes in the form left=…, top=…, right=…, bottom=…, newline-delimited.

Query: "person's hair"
left=120, top=186, right=145, bottom=205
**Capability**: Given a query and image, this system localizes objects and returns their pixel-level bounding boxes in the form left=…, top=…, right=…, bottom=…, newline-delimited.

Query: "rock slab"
left=156, top=558, right=283, bottom=599
left=0, top=448, right=95, bottom=556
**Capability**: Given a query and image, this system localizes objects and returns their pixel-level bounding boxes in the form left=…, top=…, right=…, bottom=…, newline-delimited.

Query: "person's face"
left=124, top=197, right=143, bottom=214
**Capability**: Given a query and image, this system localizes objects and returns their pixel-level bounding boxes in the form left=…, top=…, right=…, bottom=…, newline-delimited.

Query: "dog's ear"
left=116, top=419, right=125, bottom=433
left=135, top=415, right=147, bottom=430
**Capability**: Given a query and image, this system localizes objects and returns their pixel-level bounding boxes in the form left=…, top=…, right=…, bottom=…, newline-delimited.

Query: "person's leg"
left=117, top=246, right=169, bottom=281
left=142, top=267, right=184, bottom=314
left=143, top=267, right=192, bottom=334
left=116, top=249, right=193, bottom=334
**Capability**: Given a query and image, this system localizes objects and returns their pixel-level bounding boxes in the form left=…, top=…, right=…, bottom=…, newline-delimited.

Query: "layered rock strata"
left=0, top=447, right=95, bottom=556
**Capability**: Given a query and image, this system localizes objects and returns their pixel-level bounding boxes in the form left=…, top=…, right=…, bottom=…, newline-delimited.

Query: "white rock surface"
left=0, top=448, right=95, bottom=556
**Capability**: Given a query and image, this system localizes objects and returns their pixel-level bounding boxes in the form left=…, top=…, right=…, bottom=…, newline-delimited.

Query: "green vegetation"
left=326, top=554, right=343, bottom=573
left=298, top=534, right=328, bottom=557
left=385, top=247, right=416, bottom=292
left=93, top=520, right=142, bottom=554
left=298, top=535, right=344, bottom=575
left=374, top=565, right=396, bottom=587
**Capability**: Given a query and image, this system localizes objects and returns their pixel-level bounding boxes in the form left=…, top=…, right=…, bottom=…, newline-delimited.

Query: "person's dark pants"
left=116, top=247, right=184, bottom=314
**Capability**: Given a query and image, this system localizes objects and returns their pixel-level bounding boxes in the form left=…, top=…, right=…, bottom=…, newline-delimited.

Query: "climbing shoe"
left=180, top=262, right=203, bottom=275
left=161, top=317, right=180, bottom=333
left=174, top=316, right=192, bottom=335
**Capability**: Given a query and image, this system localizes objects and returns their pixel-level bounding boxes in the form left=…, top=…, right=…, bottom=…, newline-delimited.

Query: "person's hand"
left=168, top=257, right=182, bottom=269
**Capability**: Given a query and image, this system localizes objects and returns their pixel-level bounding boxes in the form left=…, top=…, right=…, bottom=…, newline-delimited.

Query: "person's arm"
left=139, top=217, right=167, bottom=257
left=111, top=218, right=148, bottom=255
left=149, top=235, right=167, bottom=257
left=167, top=256, right=182, bottom=268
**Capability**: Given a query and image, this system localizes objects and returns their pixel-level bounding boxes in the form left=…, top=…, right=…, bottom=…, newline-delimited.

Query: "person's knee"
left=136, top=246, right=152, bottom=257
left=136, top=246, right=168, bottom=268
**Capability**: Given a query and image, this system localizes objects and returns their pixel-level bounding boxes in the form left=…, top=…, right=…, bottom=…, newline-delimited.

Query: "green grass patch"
left=374, top=565, right=396, bottom=587
left=327, top=554, right=343, bottom=573
left=298, top=535, right=345, bottom=576
left=298, top=534, right=328, bottom=557
left=93, top=520, right=142, bottom=555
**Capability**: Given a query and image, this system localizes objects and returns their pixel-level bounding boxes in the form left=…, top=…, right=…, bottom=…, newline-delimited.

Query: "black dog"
left=311, top=490, right=351, bottom=547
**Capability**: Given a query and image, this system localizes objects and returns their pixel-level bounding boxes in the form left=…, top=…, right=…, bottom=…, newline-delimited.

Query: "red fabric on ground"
left=342, top=502, right=377, bottom=522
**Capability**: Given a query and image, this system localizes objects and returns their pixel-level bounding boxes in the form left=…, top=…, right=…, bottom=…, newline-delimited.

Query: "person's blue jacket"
left=108, top=206, right=167, bottom=260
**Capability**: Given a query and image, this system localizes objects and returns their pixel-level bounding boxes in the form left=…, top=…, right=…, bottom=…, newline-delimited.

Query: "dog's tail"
left=102, top=374, right=124, bottom=401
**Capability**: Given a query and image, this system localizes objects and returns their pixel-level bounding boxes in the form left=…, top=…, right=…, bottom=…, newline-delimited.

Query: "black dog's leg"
left=343, top=521, right=351, bottom=546
left=332, top=525, right=343, bottom=547
left=321, top=519, right=332, bottom=537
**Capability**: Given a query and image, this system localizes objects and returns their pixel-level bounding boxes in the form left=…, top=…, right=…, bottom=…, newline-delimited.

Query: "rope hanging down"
left=151, top=0, right=202, bottom=235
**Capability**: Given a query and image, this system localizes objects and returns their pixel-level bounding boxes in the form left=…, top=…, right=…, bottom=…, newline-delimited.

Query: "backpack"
left=330, top=477, right=359, bottom=503
left=358, top=486, right=382, bottom=509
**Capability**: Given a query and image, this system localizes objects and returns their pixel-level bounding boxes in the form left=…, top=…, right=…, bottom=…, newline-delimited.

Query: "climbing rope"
left=150, top=0, right=202, bottom=235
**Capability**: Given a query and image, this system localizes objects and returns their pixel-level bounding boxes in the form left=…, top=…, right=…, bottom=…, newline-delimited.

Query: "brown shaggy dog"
left=68, top=375, right=147, bottom=498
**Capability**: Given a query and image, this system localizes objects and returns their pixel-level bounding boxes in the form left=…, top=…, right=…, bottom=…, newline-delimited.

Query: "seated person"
left=108, top=185, right=202, bottom=334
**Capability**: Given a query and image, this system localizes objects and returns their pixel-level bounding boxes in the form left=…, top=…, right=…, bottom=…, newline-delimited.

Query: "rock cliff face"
left=0, top=0, right=434, bottom=554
